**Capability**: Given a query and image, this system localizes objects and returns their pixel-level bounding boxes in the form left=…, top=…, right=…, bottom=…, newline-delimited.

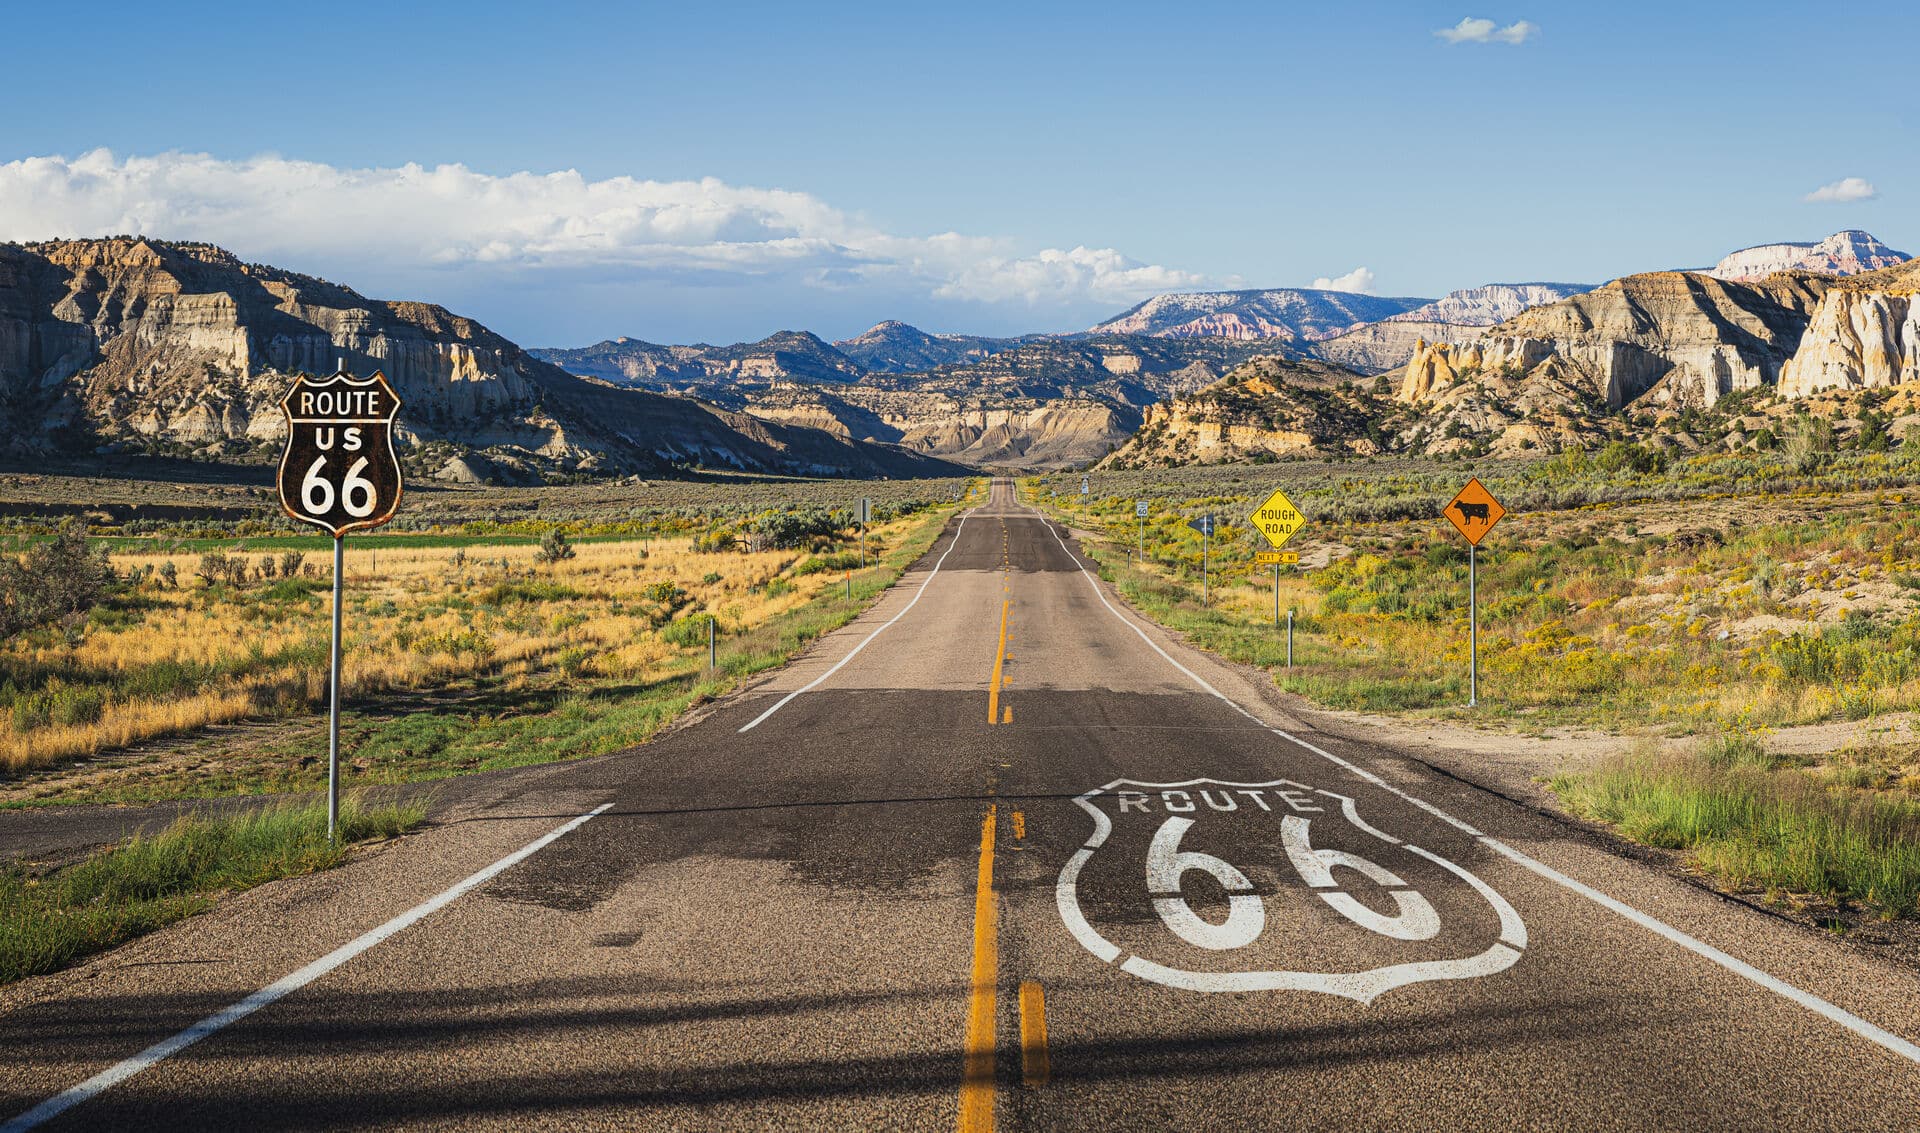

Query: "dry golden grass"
left=1, top=522, right=918, bottom=774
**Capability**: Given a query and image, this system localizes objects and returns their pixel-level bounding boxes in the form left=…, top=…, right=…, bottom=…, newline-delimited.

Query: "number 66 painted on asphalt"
left=1147, top=815, right=1441, bottom=950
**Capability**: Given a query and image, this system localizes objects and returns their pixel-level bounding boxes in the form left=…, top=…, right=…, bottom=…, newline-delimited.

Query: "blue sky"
left=0, top=1, right=1911, bottom=345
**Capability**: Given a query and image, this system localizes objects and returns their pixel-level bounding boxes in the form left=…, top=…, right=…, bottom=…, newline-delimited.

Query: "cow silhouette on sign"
left=1451, top=499, right=1490, bottom=526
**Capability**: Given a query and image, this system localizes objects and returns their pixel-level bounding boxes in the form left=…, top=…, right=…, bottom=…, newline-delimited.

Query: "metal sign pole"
left=1202, top=526, right=1209, bottom=607
left=708, top=615, right=716, bottom=672
left=328, top=535, right=344, bottom=841
left=1469, top=543, right=1478, bottom=708
left=1272, top=565, right=1280, bottom=627
left=1287, top=609, right=1294, bottom=669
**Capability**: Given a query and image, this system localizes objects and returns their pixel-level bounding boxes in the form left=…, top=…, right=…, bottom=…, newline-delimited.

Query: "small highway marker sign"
left=1444, top=478, right=1505, bottom=547
left=1255, top=550, right=1300, bottom=566
left=1135, top=500, right=1149, bottom=518
left=1187, top=514, right=1215, bottom=537
left=1249, top=488, right=1306, bottom=550
left=278, top=367, right=403, bottom=538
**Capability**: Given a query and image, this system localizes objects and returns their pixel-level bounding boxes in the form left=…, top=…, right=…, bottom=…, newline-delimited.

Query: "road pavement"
left=6, top=477, right=1920, bottom=1130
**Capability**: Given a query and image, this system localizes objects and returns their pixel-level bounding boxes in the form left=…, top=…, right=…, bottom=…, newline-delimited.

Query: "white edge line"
left=1035, top=506, right=1920, bottom=1068
left=3, top=802, right=616, bottom=1133
left=738, top=508, right=976, bottom=732
left=1482, top=836, right=1920, bottom=1063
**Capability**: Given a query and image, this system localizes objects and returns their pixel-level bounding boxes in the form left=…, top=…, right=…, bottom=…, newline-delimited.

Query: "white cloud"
left=1436, top=17, right=1537, bottom=44
left=0, top=150, right=1204, bottom=312
left=934, top=246, right=1203, bottom=305
left=1311, top=267, right=1376, bottom=293
left=1804, top=177, right=1878, bottom=204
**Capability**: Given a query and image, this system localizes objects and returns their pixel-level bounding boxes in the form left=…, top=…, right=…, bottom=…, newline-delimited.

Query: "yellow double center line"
left=958, top=805, right=999, bottom=1131
left=987, top=599, right=1011, bottom=726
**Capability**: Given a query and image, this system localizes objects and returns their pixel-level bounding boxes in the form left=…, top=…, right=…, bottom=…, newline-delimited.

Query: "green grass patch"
left=0, top=796, right=426, bottom=984
left=1554, top=750, right=1920, bottom=920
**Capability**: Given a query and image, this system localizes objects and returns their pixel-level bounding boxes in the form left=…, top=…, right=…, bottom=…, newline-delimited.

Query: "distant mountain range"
left=1708, top=229, right=1909, bottom=282
left=7, top=228, right=1910, bottom=480
left=1085, top=288, right=1429, bottom=341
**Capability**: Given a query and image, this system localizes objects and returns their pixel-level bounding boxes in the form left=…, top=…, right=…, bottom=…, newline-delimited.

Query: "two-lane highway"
left=6, top=478, right=1920, bottom=1130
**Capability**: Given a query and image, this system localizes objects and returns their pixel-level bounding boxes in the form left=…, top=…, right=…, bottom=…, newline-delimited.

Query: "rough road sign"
left=278, top=368, right=403, bottom=538
left=1445, top=478, right=1506, bottom=546
left=1255, top=551, right=1300, bottom=566
left=1056, top=777, right=1526, bottom=1001
left=1249, top=488, right=1306, bottom=550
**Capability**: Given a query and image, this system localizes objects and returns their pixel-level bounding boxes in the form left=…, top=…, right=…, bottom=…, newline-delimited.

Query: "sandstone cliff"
left=0, top=239, right=961, bottom=480
left=1098, top=358, right=1386, bottom=468
left=1397, top=271, right=1832, bottom=410
left=1309, top=320, right=1484, bottom=375
left=1778, top=260, right=1920, bottom=397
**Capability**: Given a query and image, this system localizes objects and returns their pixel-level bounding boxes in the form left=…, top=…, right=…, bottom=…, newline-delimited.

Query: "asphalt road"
left=7, top=478, right=1920, bottom=1130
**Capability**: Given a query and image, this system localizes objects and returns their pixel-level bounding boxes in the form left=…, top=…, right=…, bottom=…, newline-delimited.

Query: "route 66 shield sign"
left=1055, top=778, right=1526, bottom=1004
left=277, top=368, right=404, bottom=538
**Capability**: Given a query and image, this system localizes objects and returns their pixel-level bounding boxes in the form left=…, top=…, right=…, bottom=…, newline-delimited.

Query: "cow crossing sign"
left=1249, top=488, right=1307, bottom=550
left=1444, top=478, right=1505, bottom=547
left=1442, top=477, right=1506, bottom=709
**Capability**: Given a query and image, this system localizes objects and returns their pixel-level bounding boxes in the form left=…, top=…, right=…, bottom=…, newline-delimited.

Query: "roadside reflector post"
left=845, top=571, right=851, bottom=600
left=1443, top=477, right=1505, bottom=710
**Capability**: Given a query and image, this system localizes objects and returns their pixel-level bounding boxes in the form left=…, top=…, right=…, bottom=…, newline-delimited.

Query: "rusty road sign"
left=277, top=366, right=403, bottom=842
left=1444, top=478, right=1505, bottom=547
left=278, top=367, right=404, bottom=538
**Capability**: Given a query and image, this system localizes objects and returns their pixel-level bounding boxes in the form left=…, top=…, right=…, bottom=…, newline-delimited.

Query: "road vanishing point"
left=6, top=479, right=1920, bottom=1130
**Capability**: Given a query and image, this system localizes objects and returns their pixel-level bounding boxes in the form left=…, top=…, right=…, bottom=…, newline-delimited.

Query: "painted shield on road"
left=1056, top=778, right=1526, bottom=1004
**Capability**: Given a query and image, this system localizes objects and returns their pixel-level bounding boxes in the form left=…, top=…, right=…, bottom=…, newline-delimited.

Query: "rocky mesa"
left=0, top=239, right=963, bottom=480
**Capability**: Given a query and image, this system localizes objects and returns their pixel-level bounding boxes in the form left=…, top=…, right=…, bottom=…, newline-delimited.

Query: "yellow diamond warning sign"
left=1249, top=488, right=1307, bottom=550
left=1444, top=478, right=1506, bottom=546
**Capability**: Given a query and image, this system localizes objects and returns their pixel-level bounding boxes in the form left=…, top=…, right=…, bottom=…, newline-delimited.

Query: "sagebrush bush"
left=0, top=522, right=114, bottom=639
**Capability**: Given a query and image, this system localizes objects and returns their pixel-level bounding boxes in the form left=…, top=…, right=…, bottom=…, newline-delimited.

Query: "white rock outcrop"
left=1779, top=290, right=1920, bottom=396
